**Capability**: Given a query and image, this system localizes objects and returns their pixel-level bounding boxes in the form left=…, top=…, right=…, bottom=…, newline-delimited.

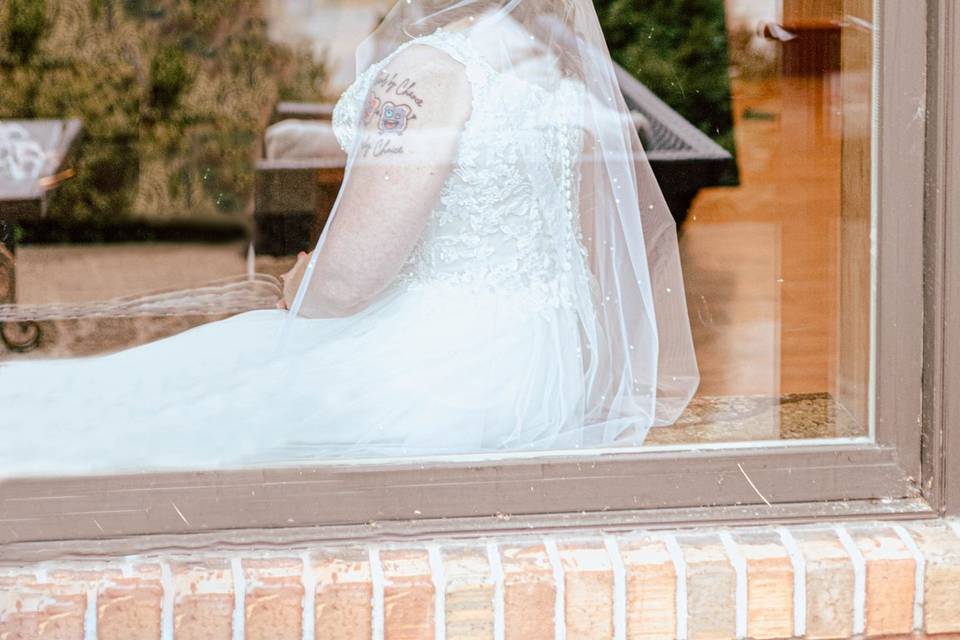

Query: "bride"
left=0, top=0, right=698, bottom=476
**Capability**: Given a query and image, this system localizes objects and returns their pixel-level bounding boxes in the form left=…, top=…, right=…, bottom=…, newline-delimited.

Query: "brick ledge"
left=1, top=516, right=959, bottom=639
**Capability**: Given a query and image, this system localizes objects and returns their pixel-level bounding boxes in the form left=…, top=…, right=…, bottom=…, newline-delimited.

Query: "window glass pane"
left=650, top=0, right=874, bottom=445
left=0, top=0, right=876, bottom=476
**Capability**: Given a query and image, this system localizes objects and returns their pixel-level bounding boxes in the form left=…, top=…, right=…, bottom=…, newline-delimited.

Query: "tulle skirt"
left=0, top=280, right=588, bottom=476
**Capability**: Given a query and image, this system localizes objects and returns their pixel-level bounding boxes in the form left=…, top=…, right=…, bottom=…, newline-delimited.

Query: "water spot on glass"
left=695, top=294, right=714, bottom=327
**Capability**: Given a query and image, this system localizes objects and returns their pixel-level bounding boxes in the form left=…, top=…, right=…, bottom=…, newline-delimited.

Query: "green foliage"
left=0, top=0, right=326, bottom=242
left=5, top=49, right=142, bottom=226
left=595, top=0, right=736, bottom=156
left=149, top=45, right=191, bottom=113
left=278, top=46, right=327, bottom=103
left=4, top=0, right=47, bottom=63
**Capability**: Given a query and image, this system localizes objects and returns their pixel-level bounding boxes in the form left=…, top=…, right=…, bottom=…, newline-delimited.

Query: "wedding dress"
left=0, top=2, right=698, bottom=477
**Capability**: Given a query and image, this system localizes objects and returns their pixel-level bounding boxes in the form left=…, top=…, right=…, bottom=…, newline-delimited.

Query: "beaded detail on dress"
left=332, top=28, right=591, bottom=310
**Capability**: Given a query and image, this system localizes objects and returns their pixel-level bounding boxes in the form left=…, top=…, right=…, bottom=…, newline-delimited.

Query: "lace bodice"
left=332, top=29, right=590, bottom=309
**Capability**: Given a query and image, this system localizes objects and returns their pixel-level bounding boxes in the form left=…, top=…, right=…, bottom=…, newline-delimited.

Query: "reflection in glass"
left=0, top=0, right=701, bottom=475
left=0, top=0, right=877, bottom=477
left=645, top=0, right=875, bottom=445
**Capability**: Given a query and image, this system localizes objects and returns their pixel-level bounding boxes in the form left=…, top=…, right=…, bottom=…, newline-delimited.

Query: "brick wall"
left=2, top=517, right=959, bottom=639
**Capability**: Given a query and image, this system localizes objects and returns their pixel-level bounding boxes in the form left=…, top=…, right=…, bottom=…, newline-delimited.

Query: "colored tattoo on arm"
left=357, top=92, right=409, bottom=158
left=361, top=94, right=381, bottom=124
left=367, top=69, right=424, bottom=135
left=356, top=71, right=425, bottom=157
left=357, top=90, right=411, bottom=158
left=377, top=101, right=413, bottom=134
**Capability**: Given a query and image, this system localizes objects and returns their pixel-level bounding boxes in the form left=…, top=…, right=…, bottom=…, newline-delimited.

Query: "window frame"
left=1, top=0, right=956, bottom=558
left=925, top=0, right=960, bottom=518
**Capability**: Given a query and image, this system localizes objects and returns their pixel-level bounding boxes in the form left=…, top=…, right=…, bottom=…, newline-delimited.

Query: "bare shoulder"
left=362, top=42, right=472, bottom=135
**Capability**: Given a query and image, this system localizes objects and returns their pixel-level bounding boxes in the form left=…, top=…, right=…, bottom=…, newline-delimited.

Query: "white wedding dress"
left=0, top=29, right=604, bottom=476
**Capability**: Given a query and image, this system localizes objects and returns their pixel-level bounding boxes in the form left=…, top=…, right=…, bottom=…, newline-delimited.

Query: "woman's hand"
left=277, top=251, right=310, bottom=310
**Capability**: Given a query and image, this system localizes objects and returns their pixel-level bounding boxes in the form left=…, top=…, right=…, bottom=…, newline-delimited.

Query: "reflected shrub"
left=595, top=0, right=736, bottom=156
left=149, top=46, right=191, bottom=113
left=0, top=0, right=326, bottom=242
left=3, top=0, right=46, bottom=63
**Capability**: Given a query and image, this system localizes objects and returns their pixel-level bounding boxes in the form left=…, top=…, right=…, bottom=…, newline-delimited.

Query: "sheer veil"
left=285, top=0, right=699, bottom=450
left=0, top=0, right=700, bottom=476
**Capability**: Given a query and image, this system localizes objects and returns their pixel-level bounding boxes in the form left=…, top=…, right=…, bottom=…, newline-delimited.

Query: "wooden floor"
left=681, top=72, right=844, bottom=400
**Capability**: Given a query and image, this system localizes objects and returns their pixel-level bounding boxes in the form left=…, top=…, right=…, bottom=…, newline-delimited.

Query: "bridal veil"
left=285, top=0, right=700, bottom=450
left=0, top=0, right=700, bottom=474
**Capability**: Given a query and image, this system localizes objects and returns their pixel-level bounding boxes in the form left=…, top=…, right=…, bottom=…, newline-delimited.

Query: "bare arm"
left=283, top=45, right=472, bottom=317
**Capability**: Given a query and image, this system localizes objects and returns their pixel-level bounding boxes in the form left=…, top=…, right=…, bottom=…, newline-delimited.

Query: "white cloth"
left=264, top=119, right=344, bottom=160
left=0, top=30, right=614, bottom=476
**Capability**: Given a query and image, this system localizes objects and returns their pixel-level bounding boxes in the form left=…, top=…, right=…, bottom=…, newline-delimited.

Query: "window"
left=0, top=0, right=956, bottom=547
